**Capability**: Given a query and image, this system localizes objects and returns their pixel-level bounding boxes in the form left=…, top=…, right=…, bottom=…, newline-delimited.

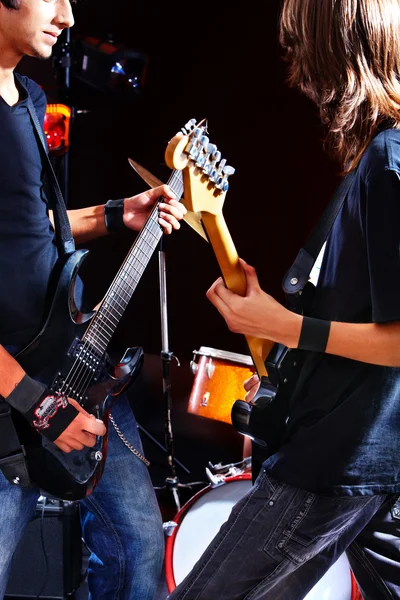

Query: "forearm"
left=0, top=345, right=25, bottom=397
left=49, top=206, right=108, bottom=244
left=268, top=303, right=400, bottom=366
left=67, top=206, right=108, bottom=244
left=325, top=320, right=400, bottom=366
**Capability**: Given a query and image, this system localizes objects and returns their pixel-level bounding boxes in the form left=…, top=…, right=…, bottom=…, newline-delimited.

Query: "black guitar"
left=165, top=121, right=304, bottom=457
left=12, top=169, right=186, bottom=501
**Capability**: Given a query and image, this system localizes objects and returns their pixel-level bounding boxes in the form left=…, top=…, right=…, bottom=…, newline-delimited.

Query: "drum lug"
left=206, top=360, right=215, bottom=379
left=163, top=520, right=179, bottom=537
left=205, top=467, right=227, bottom=488
left=190, top=359, right=198, bottom=374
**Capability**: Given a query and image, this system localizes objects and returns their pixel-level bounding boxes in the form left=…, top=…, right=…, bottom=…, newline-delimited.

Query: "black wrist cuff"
left=5, top=375, right=79, bottom=442
left=297, top=316, right=331, bottom=353
left=104, top=198, right=126, bottom=233
left=6, top=374, right=47, bottom=413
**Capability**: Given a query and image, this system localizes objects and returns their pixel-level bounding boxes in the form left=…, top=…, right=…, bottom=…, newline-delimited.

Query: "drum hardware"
left=206, top=457, right=252, bottom=487
left=163, top=521, right=179, bottom=537
left=153, top=248, right=207, bottom=513
left=207, top=456, right=252, bottom=475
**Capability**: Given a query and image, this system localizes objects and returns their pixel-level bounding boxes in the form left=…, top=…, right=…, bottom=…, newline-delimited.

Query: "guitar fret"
left=83, top=172, right=178, bottom=348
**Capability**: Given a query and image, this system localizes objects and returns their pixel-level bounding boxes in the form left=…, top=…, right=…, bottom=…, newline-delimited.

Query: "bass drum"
left=165, top=474, right=361, bottom=600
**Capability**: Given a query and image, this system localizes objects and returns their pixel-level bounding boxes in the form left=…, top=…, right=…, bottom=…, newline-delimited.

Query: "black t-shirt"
left=264, top=128, right=400, bottom=496
left=0, top=75, right=58, bottom=347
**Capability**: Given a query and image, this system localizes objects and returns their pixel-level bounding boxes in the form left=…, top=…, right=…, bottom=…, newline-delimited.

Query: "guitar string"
left=69, top=184, right=180, bottom=396
left=57, top=206, right=163, bottom=400
left=69, top=173, right=185, bottom=399
left=69, top=169, right=184, bottom=396
left=61, top=168, right=184, bottom=397
left=57, top=170, right=184, bottom=402
left=68, top=215, right=164, bottom=398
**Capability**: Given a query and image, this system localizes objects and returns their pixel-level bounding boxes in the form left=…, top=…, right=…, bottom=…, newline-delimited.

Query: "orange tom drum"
left=188, top=347, right=255, bottom=424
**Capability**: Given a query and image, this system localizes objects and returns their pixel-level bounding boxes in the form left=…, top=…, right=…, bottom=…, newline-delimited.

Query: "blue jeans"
left=168, top=470, right=400, bottom=600
left=0, top=396, right=164, bottom=600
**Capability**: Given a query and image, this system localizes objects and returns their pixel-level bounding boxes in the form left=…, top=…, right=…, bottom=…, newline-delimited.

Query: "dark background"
left=17, top=0, right=341, bottom=486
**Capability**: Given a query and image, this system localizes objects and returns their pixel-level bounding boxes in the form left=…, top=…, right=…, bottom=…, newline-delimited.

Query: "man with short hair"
left=0, top=1, right=186, bottom=598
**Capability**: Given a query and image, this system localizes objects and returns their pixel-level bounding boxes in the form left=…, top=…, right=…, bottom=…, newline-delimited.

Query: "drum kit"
left=162, top=345, right=362, bottom=600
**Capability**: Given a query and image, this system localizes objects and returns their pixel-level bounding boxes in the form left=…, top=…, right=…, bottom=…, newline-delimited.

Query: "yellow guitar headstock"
left=165, top=119, right=235, bottom=215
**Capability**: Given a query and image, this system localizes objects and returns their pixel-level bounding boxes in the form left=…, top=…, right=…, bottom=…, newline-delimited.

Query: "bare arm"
left=49, top=185, right=186, bottom=245
left=0, top=345, right=105, bottom=452
left=206, top=260, right=400, bottom=368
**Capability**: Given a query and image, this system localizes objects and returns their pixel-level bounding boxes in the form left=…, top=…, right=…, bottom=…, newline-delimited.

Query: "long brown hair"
left=280, top=0, right=400, bottom=170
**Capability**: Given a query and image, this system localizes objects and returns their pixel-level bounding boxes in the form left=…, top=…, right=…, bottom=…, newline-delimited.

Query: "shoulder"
left=16, top=74, right=47, bottom=113
left=358, top=129, right=400, bottom=183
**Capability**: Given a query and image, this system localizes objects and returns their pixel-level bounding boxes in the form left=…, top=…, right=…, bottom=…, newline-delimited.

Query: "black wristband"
left=297, top=316, right=331, bottom=353
left=6, top=374, right=46, bottom=413
left=5, top=375, right=79, bottom=442
left=104, top=198, right=126, bottom=233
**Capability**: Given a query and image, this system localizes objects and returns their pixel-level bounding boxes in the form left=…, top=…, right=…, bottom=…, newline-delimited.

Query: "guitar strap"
left=0, top=79, right=75, bottom=487
left=282, top=169, right=357, bottom=311
left=25, top=91, right=75, bottom=256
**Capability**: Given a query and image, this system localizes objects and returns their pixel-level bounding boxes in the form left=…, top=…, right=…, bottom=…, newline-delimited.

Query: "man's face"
left=0, top=0, right=74, bottom=61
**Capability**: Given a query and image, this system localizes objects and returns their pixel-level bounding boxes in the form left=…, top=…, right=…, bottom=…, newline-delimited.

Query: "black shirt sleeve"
left=365, top=167, right=400, bottom=322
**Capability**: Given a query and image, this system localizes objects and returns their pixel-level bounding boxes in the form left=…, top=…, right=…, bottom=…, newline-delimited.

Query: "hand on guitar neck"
left=206, top=258, right=303, bottom=354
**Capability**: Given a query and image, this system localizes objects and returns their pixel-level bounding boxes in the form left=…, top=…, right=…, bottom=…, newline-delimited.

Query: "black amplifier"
left=5, top=496, right=83, bottom=600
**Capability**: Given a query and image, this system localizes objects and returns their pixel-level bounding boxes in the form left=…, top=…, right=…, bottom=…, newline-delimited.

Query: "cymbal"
left=128, top=158, right=208, bottom=242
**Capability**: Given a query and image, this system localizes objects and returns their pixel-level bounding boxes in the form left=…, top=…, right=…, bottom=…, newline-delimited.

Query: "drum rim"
left=165, top=473, right=252, bottom=593
left=194, top=346, right=253, bottom=366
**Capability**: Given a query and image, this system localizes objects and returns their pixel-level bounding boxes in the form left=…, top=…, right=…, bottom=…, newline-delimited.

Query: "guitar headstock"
left=165, top=119, right=235, bottom=215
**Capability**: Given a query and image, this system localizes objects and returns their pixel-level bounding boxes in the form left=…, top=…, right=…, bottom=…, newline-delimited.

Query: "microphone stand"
left=159, top=246, right=182, bottom=512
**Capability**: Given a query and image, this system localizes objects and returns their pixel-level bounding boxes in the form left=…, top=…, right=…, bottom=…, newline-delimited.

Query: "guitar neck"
left=83, top=172, right=184, bottom=356
left=201, top=211, right=273, bottom=378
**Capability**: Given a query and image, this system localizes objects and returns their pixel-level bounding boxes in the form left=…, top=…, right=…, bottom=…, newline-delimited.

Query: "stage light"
left=44, top=104, right=72, bottom=154
left=72, top=36, right=148, bottom=97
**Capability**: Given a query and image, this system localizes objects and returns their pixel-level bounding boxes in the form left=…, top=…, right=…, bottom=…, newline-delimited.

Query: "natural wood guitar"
left=165, top=120, right=303, bottom=450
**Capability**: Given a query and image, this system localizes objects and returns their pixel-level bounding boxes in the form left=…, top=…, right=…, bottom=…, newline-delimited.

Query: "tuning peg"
left=202, top=144, right=217, bottom=175
left=223, top=165, right=235, bottom=176
left=216, top=164, right=235, bottom=192
left=181, top=118, right=197, bottom=134
left=195, top=135, right=209, bottom=168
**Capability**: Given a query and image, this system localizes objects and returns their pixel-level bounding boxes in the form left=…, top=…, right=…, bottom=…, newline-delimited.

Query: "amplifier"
left=5, top=496, right=83, bottom=600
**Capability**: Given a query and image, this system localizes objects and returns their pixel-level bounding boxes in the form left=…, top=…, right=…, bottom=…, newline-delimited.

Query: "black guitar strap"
left=25, top=88, right=75, bottom=256
left=0, top=80, right=75, bottom=487
left=282, top=169, right=357, bottom=310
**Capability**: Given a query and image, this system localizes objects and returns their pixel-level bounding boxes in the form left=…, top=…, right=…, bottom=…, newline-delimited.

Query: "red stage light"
left=44, top=104, right=71, bottom=154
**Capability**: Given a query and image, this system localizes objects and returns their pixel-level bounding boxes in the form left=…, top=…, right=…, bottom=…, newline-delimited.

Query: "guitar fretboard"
left=82, top=170, right=184, bottom=356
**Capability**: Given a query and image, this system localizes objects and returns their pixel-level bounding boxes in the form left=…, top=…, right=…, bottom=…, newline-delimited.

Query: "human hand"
left=123, top=185, right=187, bottom=234
left=206, top=259, right=302, bottom=347
left=243, top=373, right=260, bottom=403
left=54, top=399, right=106, bottom=453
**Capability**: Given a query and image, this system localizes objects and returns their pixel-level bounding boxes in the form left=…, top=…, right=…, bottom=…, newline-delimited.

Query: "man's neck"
left=0, top=69, right=19, bottom=106
left=0, top=49, right=22, bottom=106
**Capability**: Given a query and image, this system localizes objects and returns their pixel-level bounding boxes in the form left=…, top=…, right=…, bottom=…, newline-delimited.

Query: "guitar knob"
left=90, top=451, right=103, bottom=462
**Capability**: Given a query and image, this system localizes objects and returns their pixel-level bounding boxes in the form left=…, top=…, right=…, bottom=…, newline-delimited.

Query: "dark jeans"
left=168, top=470, right=400, bottom=600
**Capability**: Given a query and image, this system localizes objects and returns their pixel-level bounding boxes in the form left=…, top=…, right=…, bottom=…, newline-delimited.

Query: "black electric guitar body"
left=12, top=249, right=143, bottom=501
left=10, top=161, right=188, bottom=501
